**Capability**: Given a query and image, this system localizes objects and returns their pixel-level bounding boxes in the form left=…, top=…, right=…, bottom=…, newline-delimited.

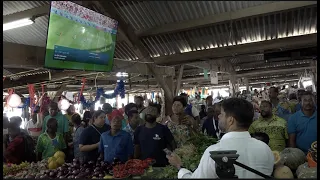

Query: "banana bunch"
left=3, top=162, right=29, bottom=176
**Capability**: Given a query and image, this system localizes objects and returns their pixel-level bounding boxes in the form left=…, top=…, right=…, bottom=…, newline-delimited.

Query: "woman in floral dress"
left=164, top=96, right=197, bottom=147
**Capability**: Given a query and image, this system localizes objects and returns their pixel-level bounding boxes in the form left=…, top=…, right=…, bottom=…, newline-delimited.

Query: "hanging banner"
left=210, top=71, right=218, bottom=84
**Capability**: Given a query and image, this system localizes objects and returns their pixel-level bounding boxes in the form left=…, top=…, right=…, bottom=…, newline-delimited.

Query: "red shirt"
left=5, top=134, right=25, bottom=164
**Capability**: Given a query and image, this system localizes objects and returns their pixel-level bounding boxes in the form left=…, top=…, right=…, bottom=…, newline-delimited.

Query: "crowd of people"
left=2, top=85, right=317, bottom=178
left=51, top=1, right=118, bottom=29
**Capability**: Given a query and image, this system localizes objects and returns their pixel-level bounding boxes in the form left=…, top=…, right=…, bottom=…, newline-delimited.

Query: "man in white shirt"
left=167, top=98, right=274, bottom=178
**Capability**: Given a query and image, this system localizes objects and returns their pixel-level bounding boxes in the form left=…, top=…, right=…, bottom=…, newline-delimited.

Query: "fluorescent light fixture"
left=3, top=18, right=34, bottom=31
left=116, top=72, right=128, bottom=77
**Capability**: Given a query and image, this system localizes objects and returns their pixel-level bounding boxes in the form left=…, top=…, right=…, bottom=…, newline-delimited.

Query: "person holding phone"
left=167, top=98, right=274, bottom=178
left=134, top=105, right=176, bottom=167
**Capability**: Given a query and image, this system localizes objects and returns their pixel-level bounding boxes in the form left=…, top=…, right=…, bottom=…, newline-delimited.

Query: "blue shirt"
left=123, top=124, right=135, bottom=141
left=98, top=130, right=133, bottom=163
left=105, top=117, right=110, bottom=125
left=274, top=104, right=292, bottom=122
left=288, top=110, right=317, bottom=154
left=295, top=103, right=302, bottom=112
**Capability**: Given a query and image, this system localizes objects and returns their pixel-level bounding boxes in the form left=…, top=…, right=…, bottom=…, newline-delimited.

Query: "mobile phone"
left=163, top=148, right=173, bottom=156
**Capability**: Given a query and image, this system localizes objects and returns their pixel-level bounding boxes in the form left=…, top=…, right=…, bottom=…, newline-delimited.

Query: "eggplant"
left=92, top=172, right=100, bottom=177
left=73, top=162, right=80, bottom=168
left=68, top=175, right=75, bottom=179
left=94, top=167, right=101, bottom=172
left=85, top=168, right=91, bottom=173
left=78, top=172, right=89, bottom=178
left=40, top=175, right=48, bottom=179
left=59, top=176, right=66, bottom=179
left=49, top=171, right=56, bottom=177
left=26, top=175, right=35, bottom=178
left=68, top=167, right=72, bottom=171
left=56, top=172, right=63, bottom=177
left=72, top=170, right=80, bottom=175
left=99, top=173, right=104, bottom=178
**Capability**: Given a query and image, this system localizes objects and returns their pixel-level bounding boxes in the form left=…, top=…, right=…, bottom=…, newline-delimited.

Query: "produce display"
left=153, top=134, right=217, bottom=179
left=47, top=151, right=66, bottom=170
left=4, top=160, right=48, bottom=179
left=296, top=163, right=317, bottom=179
left=4, top=156, right=155, bottom=179
left=273, top=165, right=294, bottom=179
left=3, top=137, right=316, bottom=179
left=309, top=141, right=317, bottom=163
left=280, top=148, right=306, bottom=170
left=273, top=151, right=284, bottom=167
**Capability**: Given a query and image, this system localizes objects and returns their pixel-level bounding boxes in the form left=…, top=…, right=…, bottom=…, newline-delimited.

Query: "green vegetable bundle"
left=155, top=134, right=217, bottom=178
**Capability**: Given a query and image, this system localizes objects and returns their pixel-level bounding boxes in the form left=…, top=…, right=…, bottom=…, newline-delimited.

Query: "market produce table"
left=142, top=167, right=166, bottom=179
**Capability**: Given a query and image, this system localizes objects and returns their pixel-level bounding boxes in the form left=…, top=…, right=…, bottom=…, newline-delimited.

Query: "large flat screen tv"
left=45, top=1, right=118, bottom=72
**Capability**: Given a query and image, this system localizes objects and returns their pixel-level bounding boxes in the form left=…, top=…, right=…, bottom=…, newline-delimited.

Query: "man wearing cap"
left=134, top=105, right=176, bottom=167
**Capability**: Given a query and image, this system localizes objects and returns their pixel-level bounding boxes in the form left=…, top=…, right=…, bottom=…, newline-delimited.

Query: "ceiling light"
left=3, top=18, right=34, bottom=31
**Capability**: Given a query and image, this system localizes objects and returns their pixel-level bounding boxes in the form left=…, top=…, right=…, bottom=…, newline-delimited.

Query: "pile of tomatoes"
left=112, top=158, right=155, bottom=179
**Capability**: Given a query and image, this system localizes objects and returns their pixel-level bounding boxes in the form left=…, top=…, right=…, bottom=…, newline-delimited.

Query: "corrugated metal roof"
left=3, top=15, right=49, bottom=47
left=235, top=59, right=311, bottom=71
left=3, top=1, right=49, bottom=16
left=141, top=5, right=317, bottom=58
left=112, top=1, right=276, bottom=31
left=2, top=1, right=317, bottom=68
left=114, top=42, right=139, bottom=60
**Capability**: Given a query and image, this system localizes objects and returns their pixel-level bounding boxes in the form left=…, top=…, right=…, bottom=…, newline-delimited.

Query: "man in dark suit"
left=202, top=103, right=223, bottom=139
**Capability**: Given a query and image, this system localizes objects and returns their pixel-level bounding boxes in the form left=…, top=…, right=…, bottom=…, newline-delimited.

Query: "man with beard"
left=288, top=91, right=317, bottom=154
left=134, top=105, right=176, bottom=167
left=166, top=98, right=274, bottom=178
left=249, top=101, right=288, bottom=151
left=269, top=87, right=292, bottom=122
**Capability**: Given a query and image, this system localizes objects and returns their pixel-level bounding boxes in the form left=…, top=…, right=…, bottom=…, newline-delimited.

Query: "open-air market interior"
left=3, top=1, right=317, bottom=179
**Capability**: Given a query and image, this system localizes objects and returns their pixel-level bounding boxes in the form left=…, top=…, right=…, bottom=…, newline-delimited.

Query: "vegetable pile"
left=4, top=157, right=156, bottom=179
left=155, top=133, right=217, bottom=178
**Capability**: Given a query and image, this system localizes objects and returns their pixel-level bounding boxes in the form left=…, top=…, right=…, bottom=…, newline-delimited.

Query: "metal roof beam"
left=3, top=42, right=173, bottom=76
left=136, top=1, right=317, bottom=37
left=153, top=34, right=317, bottom=65
left=3, top=4, right=50, bottom=24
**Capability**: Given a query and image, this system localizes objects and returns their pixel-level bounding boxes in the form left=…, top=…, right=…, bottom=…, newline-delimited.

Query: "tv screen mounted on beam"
left=44, top=1, right=118, bottom=72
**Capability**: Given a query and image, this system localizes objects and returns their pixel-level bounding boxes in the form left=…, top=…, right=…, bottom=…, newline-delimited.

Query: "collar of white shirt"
left=220, top=131, right=251, bottom=141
